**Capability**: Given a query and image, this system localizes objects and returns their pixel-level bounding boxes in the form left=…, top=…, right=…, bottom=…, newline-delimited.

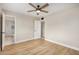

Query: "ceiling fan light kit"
left=27, top=3, right=49, bottom=15
left=36, top=10, right=40, bottom=13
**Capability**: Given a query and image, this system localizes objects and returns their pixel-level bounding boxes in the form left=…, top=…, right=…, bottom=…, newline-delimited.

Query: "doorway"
left=34, top=20, right=41, bottom=39
left=4, top=15, right=15, bottom=46
left=33, top=18, right=45, bottom=39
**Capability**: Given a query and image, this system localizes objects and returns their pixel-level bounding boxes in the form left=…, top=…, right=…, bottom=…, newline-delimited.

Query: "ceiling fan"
left=27, top=3, right=49, bottom=15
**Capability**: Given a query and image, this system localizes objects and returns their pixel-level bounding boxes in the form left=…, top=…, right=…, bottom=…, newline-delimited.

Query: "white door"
left=2, top=14, right=15, bottom=50
left=34, top=20, right=41, bottom=39
left=5, top=16, right=15, bottom=45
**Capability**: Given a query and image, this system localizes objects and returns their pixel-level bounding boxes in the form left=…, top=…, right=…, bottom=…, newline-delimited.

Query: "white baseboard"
left=15, top=39, right=33, bottom=44
left=4, top=38, right=79, bottom=51
left=4, top=39, right=33, bottom=47
left=45, top=39, right=79, bottom=51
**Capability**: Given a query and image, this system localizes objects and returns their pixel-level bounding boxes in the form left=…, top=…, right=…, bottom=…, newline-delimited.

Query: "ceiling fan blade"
left=40, top=10, right=48, bottom=13
left=27, top=10, right=36, bottom=12
left=29, top=3, right=36, bottom=9
left=39, top=3, right=49, bottom=9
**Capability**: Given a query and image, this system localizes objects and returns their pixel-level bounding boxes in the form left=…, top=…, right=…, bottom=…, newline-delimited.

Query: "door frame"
left=0, top=11, right=3, bottom=51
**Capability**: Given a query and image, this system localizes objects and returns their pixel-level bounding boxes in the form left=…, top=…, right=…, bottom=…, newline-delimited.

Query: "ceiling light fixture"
left=36, top=10, right=40, bottom=13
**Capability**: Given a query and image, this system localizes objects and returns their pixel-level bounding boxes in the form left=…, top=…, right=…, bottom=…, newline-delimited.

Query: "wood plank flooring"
left=0, top=39, right=79, bottom=55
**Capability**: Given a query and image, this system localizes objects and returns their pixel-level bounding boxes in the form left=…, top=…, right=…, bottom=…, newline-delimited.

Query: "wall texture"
left=45, top=6, right=79, bottom=51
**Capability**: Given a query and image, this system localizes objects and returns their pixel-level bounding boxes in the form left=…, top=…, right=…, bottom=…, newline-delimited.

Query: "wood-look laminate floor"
left=0, top=39, right=79, bottom=55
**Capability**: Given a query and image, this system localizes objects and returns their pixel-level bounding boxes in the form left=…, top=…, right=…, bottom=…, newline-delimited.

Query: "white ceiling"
left=0, top=3, right=78, bottom=17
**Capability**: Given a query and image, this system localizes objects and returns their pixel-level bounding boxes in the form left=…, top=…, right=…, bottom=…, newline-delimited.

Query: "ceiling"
left=0, top=3, right=78, bottom=17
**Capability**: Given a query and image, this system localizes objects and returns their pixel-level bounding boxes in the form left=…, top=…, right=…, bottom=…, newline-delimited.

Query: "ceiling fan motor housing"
left=37, top=5, right=40, bottom=8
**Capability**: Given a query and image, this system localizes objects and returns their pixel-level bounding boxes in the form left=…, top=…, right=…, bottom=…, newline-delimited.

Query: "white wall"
left=4, top=10, right=38, bottom=45
left=45, top=6, right=79, bottom=51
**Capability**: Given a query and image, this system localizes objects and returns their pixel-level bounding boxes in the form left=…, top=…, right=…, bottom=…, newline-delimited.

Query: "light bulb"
left=36, top=10, right=40, bottom=13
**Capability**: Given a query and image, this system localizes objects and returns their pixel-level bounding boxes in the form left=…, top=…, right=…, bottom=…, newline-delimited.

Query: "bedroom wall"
left=45, top=6, right=79, bottom=51
left=3, top=10, right=38, bottom=46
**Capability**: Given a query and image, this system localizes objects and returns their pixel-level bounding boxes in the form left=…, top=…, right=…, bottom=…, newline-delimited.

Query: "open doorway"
left=33, top=17, right=45, bottom=39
